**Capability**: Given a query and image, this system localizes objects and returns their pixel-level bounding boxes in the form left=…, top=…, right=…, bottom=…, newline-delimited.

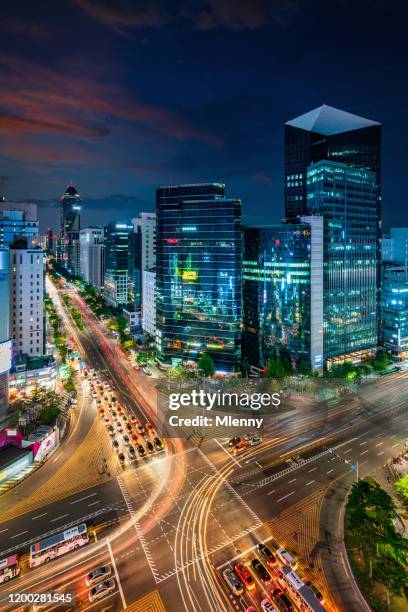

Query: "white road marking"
left=11, top=531, right=28, bottom=539
left=0, top=529, right=8, bottom=534
left=306, top=480, right=315, bottom=487
left=214, top=438, right=242, bottom=468
left=107, top=538, right=126, bottom=609
left=377, top=451, right=384, bottom=456
left=50, top=514, right=69, bottom=523
left=288, top=478, right=296, bottom=484
left=360, top=450, right=369, bottom=456
left=375, top=442, right=384, bottom=447
left=32, top=513, right=47, bottom=520
left=70, top=492, right=98, bottom=505
left=326, top=469, right=334, bottom=474
left=277, top=491, right=295, bottom=503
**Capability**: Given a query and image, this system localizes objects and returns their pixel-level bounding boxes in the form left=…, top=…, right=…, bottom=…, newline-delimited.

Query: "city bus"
left=29, top=524, right=89, bottom=568
left=279, top=565, right=326, bottom=612
left=0, top=555, right=21, bottom=583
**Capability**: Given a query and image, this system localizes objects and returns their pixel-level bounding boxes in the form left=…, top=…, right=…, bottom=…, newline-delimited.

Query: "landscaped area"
left=345, top=477, right=408, bottom=611
left=8, top=389, right=63, bottom=434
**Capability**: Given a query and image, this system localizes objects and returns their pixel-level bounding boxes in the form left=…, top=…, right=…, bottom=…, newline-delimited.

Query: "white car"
left=276, top=547, right=297, bottom=569
left=88, top=578, right=116, bottom=602
left=86, top=565, right=112, bottom=587
left=261, top=598, right=277, bottom=612
left=250, top=436, right=262, bottom=446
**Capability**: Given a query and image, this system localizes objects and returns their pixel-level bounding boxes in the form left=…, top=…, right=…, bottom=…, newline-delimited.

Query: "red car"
left=234, top=563, right=255, bottom=590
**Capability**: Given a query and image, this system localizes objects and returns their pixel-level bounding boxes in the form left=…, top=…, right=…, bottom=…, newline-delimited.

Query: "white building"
left=131, top=212, right=156, bottom=272
left=9, top=239, right=45, bottom=359
left=142, top=270, right=156, bottom=338
left=79, top=227, right=105, bottom=290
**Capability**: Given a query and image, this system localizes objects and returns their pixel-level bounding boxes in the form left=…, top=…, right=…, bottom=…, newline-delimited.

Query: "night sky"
left=1, top=0, right=407, bottom=232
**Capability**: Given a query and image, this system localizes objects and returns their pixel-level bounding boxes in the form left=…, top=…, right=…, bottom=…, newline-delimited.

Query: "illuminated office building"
left=103, top=220, right=133, bottom=309
left=0, top=248, right=10, bottom=418
left=79, top=227, right=105, bottom=291
left=382, top=266, right=408, bottom=358
left=0, top=202, right=39, bottom=248
left=156, top=184, right=242, bottom=372
left=307, top=161, right=378, bottom=365
left=60, top=184, right=82, bottom=275
left=242, top=217, right=323, bottom=372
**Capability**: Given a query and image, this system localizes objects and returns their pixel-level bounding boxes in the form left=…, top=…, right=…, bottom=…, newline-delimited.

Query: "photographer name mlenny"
left=168, top=414, right=264, bottom=429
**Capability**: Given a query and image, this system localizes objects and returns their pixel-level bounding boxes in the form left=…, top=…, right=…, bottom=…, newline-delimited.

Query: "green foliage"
left=265, top=357, right=292, bottom=378
left=345, top=478, right=408, bottom=601
left=395, top=475, right=408, bottom=502
left=198, top=353, right=215, bottom=377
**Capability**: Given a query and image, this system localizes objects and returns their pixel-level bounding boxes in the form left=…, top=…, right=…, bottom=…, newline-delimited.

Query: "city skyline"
left=1, top=1, right=408, bottom=232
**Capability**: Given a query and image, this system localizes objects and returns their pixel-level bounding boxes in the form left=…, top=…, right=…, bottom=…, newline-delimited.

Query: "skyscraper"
left=284, top=105, right=381, bottom=218
left=382, top=266, right=408, bottom=358
left=242, top=217, right=323, bottom=372
left=0, top=248, right=11, bottom=418
left=156, top=183, right=242, bottom=372
left=103, top=221, right=133, bottom=308
left=307, top=161, right=378, bottom=365
left=79, top=227, right=105, bottom=290
left=129, top=213, right=156, bottom=315
left=9, top=239, right=45, bottom=360
left=60, top=184, right=82, bottom=275
left=285, top=105, right=382, bottom=366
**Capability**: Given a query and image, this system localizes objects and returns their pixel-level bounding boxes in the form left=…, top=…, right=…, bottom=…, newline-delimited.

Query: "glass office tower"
left=0, top=248, right=10, bottom=418
left=103, top=220, right=133, bottom=309
left=60, top=184, right=82, bottom=275
left=0, top=203, right=39, bottom=248
left=382, top=266, right=408, bottom=358
left=156, top=183, right=242, bottom=372
left=242, top=218, right=323, bottom=372
left=307, top=161, right=378, bottom=364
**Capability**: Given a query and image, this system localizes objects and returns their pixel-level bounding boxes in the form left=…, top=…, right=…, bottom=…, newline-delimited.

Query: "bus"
left=29, top=524, right=89, bottom=568
left=0, top=555, right=21, bottom=583
left=279, top=565, right=326, bottom=612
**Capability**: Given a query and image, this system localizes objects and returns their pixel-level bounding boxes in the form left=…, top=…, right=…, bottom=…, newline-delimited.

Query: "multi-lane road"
left=0, top=278, right=407, bottom=611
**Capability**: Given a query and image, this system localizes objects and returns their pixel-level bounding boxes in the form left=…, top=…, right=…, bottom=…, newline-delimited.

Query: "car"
left=88, top=578, right=116, bottom=603
left=146, top=421, right=154, bottom=431
left=272, top=590, right=293, bottom=612
left=304, top=580, right=324, bottom=602
left=276, top=548, right=297, bottom=569
left=128, top=446, right=136, bottom=460
left=222, top=567, right=244, bottom=596
left=261, top=599, right=277, bottom=612
left=112, top=439, right=119, bottom=451
left=232, top=440, right=250, bottom=455
left=228, top=436, right=241, bottom=447
left=153, top=437, right=163, bottom=450
left=118, top=452, right=125, bottom=465
left=117, top=406, right=123, bottom=414
left=142, top=367, right=152, bottom=376
left=250, top=436, right=262, bottom=446
left=130, top=415, right=138, bottom=424
left=131, top=433, right=139, bottom=444
left=121, top=414, right=128, bottom=422
left=136, top=424, right=146, bottom=435
left=123, top=435, right=130, bottom=446
left=103, top=416, right=110, bottom=424
left=126, top=423, right=133, bottom=432
left=99, top=408, right=105, bottom=416
left=257, top=543, right=277, bottom=566
left=108, top=425, right=115, bottom=436
left=234, top=563, right=255, bottom=590
left=146, top=441, right=154, bottom=454
left=250, top=559, right=271, bottom=584
left=111, top=396, right=117, bottom=403
left=137, top=444, right=145, bottom=457
left=86, top=565, right=112, bottom=587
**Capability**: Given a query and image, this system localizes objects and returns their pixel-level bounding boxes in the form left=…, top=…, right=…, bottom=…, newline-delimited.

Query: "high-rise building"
left=60, top=184, right=82, bottom=275
left=156, top=183, right=242, bottom=372
left=306, top=161, right=378, bottom=365
left=0, top=202, right=39, bottom=248
left=284, top=105, right=381, bottom=219
left=0, top=248, right=11, bottom=419
left=382, top=265, right=408, bottom=358
left=129, top=213, right=156, bottom=314
left=387, top=228, right=408, bottom=265
left=103, top=221, right=133, bottom=309
left=9, top=239, right=45, bottom=360
left=79, top=227, right=105, bottom=290
left=142, top=269, right=156, bottom=338
left=381, top=236, right=394, bottom=263
left=242, top=217, right=323, bottom=372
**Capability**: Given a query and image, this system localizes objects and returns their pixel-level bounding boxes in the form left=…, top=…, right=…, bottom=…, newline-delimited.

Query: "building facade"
left=0, top=248, right=11, bottom=418
left=79, top=227, right=105, bottom=290
left=0, top=202, right=39, bottom=248
left=142, top=269, right=156, bottom=338
left=242, top=217, right=323, bottom=372
left=382, top=266, right=408, bottom=358
left=156, top=183, right=242, bottom=372
left=306, top=161, right=378, bottom=365
left=9, top=240, right=45, bottom=360
left=129, top=213, right=156, bottom=314
left=60, top=184, right=82, bottom=275
left=103, top=221, right=133, bottom=309
left=388, top=228, right=408, bottom=265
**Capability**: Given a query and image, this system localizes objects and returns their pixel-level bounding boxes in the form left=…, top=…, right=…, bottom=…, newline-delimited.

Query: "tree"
left=395, top=475, right=408, bottom=503
left=198, top=353, right=215, bottom=377
left=242, top=357, right=251, bottom=376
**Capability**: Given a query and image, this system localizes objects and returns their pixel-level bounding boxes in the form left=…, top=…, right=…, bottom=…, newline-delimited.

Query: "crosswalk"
left=0, top=461, right=42, bottom=494
left=123, top=590, right=166, bottom=611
